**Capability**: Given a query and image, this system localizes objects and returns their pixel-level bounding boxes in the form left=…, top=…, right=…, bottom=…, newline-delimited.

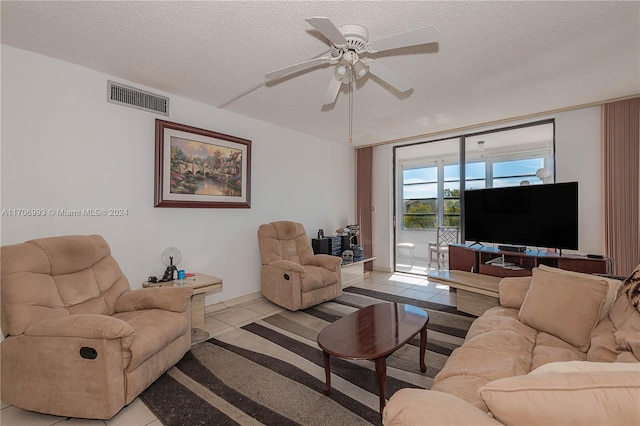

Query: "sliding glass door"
left=395, top=138, right=460, bottom=273
left=394, top=120, right=555, bottom=275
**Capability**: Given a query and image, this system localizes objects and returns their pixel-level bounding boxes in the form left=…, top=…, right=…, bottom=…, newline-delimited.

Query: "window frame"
left=397, top=125, right=554, bottom=232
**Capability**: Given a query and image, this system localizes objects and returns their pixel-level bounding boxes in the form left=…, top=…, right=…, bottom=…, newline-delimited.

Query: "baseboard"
left=205, top=291, right=263, bottom=314
left=372, top=265, right=393, bottom=273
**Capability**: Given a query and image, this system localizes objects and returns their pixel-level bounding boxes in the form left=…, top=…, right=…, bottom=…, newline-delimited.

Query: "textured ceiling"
left=2, top=1, right=639, bottom=146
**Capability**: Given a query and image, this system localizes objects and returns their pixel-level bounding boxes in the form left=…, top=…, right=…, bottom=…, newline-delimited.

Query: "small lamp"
left=160, top=247, right=182, bottom=281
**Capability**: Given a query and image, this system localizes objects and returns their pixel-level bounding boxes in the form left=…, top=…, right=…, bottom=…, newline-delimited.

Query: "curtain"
left=356, top=147, right=373, bottom=271
left=601, top=98, right=640, bottom=276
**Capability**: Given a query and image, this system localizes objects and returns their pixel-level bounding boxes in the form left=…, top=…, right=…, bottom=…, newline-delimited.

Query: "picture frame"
left=154, top=119, right=251, bottom=208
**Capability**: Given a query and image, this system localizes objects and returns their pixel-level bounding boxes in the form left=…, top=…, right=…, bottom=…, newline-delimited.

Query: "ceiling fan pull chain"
left=349, top=77, right=353, bottom=144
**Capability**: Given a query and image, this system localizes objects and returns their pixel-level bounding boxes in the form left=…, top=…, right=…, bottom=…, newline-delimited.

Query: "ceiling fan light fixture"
left=335, top=59, right=351, bottom=80
left=353, top=60, right=368, bottom=79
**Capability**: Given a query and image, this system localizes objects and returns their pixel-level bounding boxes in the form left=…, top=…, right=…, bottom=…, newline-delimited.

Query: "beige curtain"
left=356, top=147, right=373, bottom=271
left=601, top=98, right=640, bottom=276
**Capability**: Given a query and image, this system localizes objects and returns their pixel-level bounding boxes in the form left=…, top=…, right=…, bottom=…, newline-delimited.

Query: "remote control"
left=586, top=254, right=604, bottom=259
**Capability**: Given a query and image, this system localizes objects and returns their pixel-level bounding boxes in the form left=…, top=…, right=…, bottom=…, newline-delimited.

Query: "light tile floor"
left=0, top=271, right=453, bottom=426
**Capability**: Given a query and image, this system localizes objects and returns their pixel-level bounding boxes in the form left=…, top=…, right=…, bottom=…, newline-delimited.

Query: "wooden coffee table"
left=316, top=302, right=429, bottom=415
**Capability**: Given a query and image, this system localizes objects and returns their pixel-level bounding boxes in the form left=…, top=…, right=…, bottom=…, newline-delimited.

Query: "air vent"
left=107, top=81, right=169, bottom=116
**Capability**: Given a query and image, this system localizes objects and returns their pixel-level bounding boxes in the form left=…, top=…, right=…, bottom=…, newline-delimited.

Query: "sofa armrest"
left=115, top=287, right=193, bottom=313
left=266, top=259, right=307, bottom=275
left=498, top=276, right=531, bottom=309
left=305, top=254, right=342, bottom=270
left=25, top=314, right=135, bottom=348
left=383, top=389, right=502, bottom=426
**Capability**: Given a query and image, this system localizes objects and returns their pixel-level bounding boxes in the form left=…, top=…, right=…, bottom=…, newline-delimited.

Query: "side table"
left=341, top=257, right=376, bottom=287
left=143, top=273, right=223, bottom=344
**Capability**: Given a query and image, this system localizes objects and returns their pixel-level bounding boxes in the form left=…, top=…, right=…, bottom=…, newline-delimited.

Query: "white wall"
left=371, top=107, right=605, bottom=272
left=554, top=107, right=602, bottom=255
left=0, top=46, right=356, bottom=306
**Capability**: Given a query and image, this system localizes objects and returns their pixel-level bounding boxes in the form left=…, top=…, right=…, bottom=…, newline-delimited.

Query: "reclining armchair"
left=1, top=235, right=193, bottom=419
left=258, top=221, right=342, bottom=311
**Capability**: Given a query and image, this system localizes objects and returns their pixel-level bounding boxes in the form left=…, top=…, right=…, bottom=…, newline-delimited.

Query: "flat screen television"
left=463, top=182, right=578, bottom=250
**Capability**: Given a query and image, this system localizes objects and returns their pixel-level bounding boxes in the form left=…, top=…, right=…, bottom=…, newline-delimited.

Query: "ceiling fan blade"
left=322, top=76, right=343, bottom=105
left=369, top=26, right=439, bottom=53
left=306, top=17, right=347, bottom=46
left=265, top=56, right=330, bottom=81
left=367, top=60, right=414, bottom=93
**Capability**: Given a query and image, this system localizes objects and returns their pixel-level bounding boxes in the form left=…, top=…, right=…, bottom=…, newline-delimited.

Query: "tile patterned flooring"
left=0, top=271, right=454, bottom=426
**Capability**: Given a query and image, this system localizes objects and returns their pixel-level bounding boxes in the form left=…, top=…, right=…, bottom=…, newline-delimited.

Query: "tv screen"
left=464, top=182, right=578, bottom=250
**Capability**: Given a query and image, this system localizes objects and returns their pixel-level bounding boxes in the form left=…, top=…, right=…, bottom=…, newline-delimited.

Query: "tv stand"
left=449, top=244, right=607, bottom=277
left=468, top=241, right=485, bottom=248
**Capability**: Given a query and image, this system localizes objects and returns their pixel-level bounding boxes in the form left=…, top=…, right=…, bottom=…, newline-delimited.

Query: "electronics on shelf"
left=497, top=244, right=527, bottom=252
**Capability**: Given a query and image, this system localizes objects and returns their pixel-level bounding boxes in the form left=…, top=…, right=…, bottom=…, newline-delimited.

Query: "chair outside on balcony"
left=396, top=242, right=415, bottom=267
left=428, top=226, right=460, bottom=271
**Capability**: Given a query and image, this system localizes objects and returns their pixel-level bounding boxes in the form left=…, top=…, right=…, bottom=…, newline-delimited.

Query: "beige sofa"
left=383, top=264, right=640, bottom=425
left=1, top=235, right=193, bottom=419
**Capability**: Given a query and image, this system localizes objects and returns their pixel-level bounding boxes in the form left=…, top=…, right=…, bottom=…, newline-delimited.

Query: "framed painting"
left=154, top=119, right=251, bottom=208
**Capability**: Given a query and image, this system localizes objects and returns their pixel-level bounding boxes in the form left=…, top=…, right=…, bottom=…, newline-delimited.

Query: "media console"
left=449, top=244, right=608, bottom=277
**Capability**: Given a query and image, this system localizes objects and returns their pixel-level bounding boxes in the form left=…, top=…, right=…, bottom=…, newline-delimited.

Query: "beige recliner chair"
left=1, top=235, right=193, bottom=419
left=258, top=221, right=342, bottom=311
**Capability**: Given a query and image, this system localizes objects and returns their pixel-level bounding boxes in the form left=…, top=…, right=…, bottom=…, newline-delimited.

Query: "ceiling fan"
left=265, top=17, right=439, bottom=106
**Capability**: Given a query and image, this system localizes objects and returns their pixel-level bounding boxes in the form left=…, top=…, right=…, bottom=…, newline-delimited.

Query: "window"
left=401, top=162, right=462, bottom=229
left=401, top=161, right=494, bottom=229
left=492, top=158, right=545, bottom=187
left=396, top=121, right=554, bottom=232
left=402, top=166, right=438, bottom=229
left=443, top=164, right=460, bottom=227
left=465, top=161, right=486, bottom=190
left=394, top=121, right=554, bottom=276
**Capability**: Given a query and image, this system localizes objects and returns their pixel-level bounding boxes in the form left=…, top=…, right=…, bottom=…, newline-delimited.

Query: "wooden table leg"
left=419, top=325, right=428, bottom=373
left=322, top=350, right=331, bottom=395
left=375, top=357, right=387, bottom=415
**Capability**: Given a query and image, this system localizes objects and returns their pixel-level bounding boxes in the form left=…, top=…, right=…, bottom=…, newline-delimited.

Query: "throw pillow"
left=479, top=371, right=640, bottom=425
left=620, top=263, right=640, bottom=313
left=537, top=264, right=621, bottom=320
left=519, top=267, right=608, bottom=352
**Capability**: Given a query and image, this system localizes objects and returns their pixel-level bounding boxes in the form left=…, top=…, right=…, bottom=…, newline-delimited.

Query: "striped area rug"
left=140, top=287, right=475, bottom=426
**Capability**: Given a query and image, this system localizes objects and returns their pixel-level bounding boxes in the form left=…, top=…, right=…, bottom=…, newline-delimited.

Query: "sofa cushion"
left=497, top=276, right=531, bottom=309
left=301, top=265, right=338, bottom=292
left=113, top=309, right=190, bottom=371
left=383, top=389, right=502, bottom=426
left=530, top=332, right=586, bottom=370
left=588, top=317, right=620, bottom=362
left=519, top=268, right=608, bottom=352
left=529, top=360, right=640, bottom=375
left=537, top=264, right=621, bottom=320
left=479, top=370, right=640, bottom=425
left=432, top=307, right=536, bottom=411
